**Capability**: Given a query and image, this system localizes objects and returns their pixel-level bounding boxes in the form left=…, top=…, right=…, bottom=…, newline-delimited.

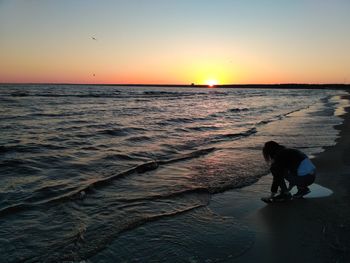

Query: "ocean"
left=0, top=85, right=346, bottom=262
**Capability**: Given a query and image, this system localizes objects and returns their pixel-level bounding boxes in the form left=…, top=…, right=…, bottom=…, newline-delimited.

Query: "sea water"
left=0, top=85, right=346, bottom=262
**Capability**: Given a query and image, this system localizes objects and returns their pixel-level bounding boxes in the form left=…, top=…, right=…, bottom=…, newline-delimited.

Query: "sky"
left=0, top=0, right=349, bottom=85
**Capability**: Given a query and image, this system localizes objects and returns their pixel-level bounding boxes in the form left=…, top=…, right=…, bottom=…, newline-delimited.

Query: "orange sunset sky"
left=0, top=0, right=349, bottom=85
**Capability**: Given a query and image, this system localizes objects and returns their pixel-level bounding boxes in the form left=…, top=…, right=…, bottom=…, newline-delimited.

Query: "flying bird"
left=91, top=36, right=97, bottom=41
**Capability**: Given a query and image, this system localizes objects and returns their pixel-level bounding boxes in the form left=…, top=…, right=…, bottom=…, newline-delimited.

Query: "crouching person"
left=262, top=141, right=316, bottom=202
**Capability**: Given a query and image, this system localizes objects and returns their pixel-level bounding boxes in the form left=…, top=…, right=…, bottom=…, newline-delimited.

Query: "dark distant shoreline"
left=1, top=83, right=350, bottom=90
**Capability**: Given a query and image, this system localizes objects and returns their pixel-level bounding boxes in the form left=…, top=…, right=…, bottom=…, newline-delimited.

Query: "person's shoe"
left=272, top=192, right=292, bottom=202
left=261, top=196, right=274, bottom=203
left=293, top=187, right=311, bottom=198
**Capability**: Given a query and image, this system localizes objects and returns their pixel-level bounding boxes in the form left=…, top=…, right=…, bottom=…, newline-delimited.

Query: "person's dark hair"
left=262, top=141, right=285, bottom=162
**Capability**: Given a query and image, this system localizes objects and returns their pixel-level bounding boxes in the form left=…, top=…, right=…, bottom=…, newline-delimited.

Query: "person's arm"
left=270, top=162, right=285, bottom=193
left=270, top=177, right=279, bottom=194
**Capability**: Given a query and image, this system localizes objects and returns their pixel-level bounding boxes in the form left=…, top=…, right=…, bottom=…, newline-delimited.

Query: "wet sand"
left=210, top=92, right=350, bottom=263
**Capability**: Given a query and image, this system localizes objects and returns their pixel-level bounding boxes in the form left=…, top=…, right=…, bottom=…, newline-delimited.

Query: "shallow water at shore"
left=0, top=85, right=346, bottom=261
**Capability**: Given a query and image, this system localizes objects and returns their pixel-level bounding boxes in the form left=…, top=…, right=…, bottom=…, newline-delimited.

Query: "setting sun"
left=206, top=79, right=219, bottom=87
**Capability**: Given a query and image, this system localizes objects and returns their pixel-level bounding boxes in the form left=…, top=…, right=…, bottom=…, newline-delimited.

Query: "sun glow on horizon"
left=205, top=79, right=219, bottom=87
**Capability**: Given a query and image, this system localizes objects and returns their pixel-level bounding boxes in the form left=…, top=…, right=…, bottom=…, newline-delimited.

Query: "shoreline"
left=209, top=91, right=350, bottom=262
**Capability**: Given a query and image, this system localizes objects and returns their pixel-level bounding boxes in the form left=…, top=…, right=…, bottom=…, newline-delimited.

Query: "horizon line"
left=0, top=82, right=349, bottom=90
left=1, top=82, right=350, bottom=86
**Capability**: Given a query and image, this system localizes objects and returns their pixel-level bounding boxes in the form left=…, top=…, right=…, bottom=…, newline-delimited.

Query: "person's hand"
left=261, top=192, right=276, bottom=202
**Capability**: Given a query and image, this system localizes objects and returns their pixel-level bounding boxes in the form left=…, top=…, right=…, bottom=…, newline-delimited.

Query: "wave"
left=0, top=143, right=66, bottom=155
left=142, top=91, right=203, bottom=97
left=229, top=107, right=249, bottom=112
left=256, top=106, right=310, bottom=126
left=211, top=128, right=257, bottom=143
left=0, top=203, right=34, bottom=217
left=0, top=111, right=89, bottom=121
left=0, top=97, right=17, bottom=103
left=71, top=127, right=148, bottom=139
left=160, top=147, right=216, bottom=165
left=0, top=145, right=16, bottom=154
left=98, top=127, right=146, bottom=137
left=37, top=192, right=209, bottom=262
left=101, top=153, right=135, bottom=161
left=125, top=135, right=152, bottom=143
left=158, top=117, right=205, bottom=125
left=116, top=200, right=208, bottom=234
left=157, top=127, right=258, bottom=153
left=0, top=147, right=216, bottom=217
left=208, top=90, right=228, bottom=95
left=187, top=126, right=221, bottom=132
left=208, top=107, right=251, bottom=118
left=10, top=91, right=30, bottom=97
left=7, top=90, right=201, bottom=99
left=28, top=112, right=84, bottom=118
left=10, top=92, right=122, bottom=98
left=163, top=105, right=312, bottom=153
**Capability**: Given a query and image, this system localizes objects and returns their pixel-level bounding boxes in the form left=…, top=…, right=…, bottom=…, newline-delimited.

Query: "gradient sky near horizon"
left=0, top=0, right=349, bottom=85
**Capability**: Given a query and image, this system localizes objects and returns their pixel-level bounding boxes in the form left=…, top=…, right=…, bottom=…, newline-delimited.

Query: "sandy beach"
left=209, top=92, right=350, bottom=263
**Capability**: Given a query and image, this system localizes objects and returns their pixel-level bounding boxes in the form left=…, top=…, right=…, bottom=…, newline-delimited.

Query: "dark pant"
left=285, top=173, right=316, bottom=190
